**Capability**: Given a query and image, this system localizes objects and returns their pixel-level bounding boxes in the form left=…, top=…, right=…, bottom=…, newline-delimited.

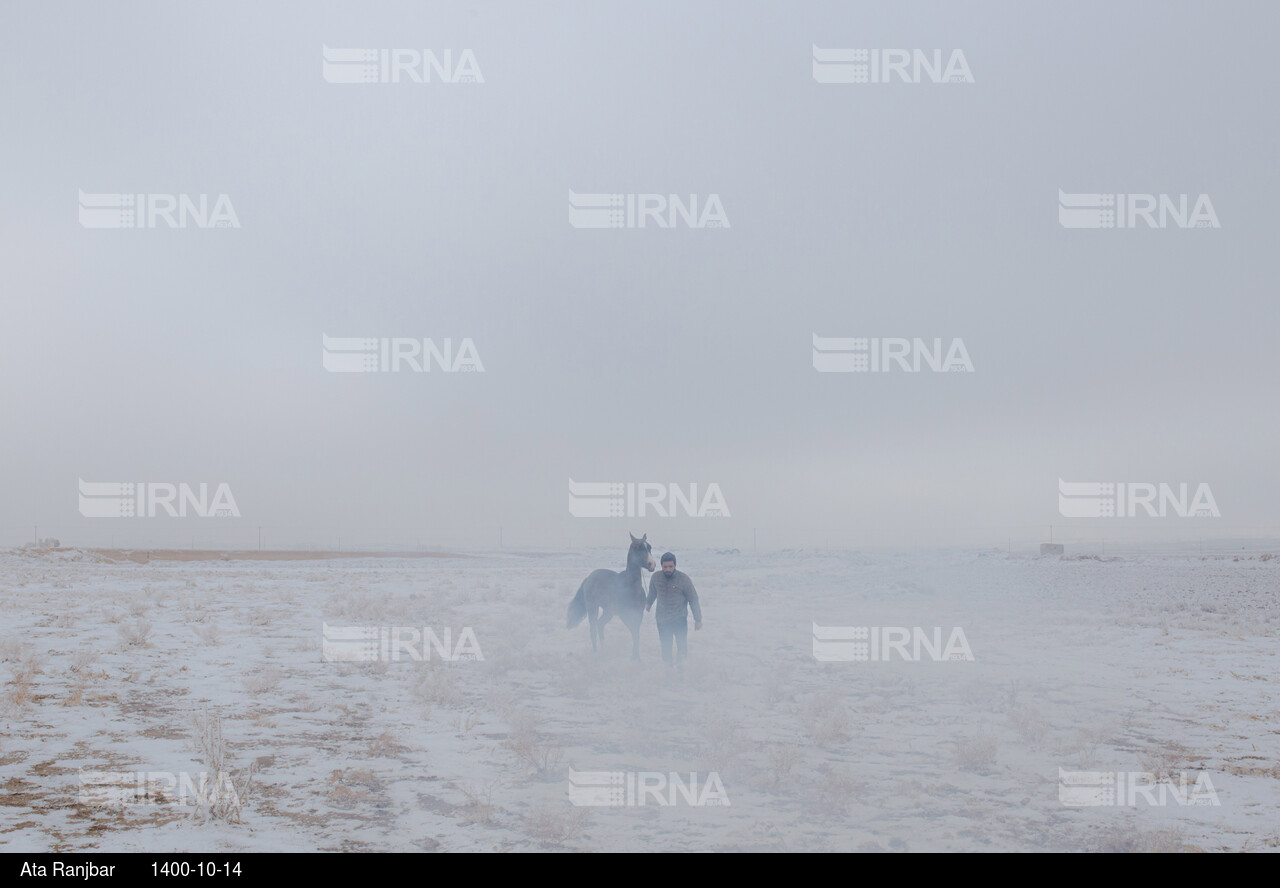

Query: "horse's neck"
left=622, top=561, right=642, bottom=583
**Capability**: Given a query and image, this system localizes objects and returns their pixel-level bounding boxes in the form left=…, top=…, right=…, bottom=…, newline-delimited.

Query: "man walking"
left=646, top=552, right=702, bottom=674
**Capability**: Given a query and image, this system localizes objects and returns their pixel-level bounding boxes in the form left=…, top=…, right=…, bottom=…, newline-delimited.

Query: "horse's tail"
left=566, top=582, right=588, bottom=629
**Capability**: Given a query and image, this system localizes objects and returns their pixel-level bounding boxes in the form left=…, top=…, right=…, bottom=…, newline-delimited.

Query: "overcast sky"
left=2, top=1, right=1277, bottom=552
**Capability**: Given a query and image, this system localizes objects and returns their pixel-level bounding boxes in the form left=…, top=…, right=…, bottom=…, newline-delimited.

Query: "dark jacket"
left=646, top=569, right=702, bottom=623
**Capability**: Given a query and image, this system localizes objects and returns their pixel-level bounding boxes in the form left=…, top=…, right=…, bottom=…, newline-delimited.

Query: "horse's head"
left=628, top=532, right=656, bottom=572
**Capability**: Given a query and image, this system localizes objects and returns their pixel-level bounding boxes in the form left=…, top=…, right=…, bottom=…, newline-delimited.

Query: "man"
left=645, top=552, right=702, bottom=673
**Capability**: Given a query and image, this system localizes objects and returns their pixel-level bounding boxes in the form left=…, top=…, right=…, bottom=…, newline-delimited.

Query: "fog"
left=2, top=0, right=1277, bottom=552
left=3, top=3, right=1280, bottom=856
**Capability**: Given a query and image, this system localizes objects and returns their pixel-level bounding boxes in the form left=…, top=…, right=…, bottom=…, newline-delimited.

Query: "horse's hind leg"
left=583, top=597, right=597, bottom=652
left=625, top=613, right=641, bottom=662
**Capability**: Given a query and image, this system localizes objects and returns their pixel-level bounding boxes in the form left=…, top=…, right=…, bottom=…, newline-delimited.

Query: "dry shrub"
left=762, top=670, right=796, bottom=707
left=525, top=803, right=590, bottom=845
left=504, top=711, right=564, bottom=779
left=702, top=719, right=747, bottom=763
left=765, top=743, right=800, bottom=790
left=411, top=668, right=461, bottom=706
left=194, top=622, right=221, bottom=646
left=366, top=730, right=407, bottom=757
left=242, top=665, right=284, bottom=695
left=953, top=732, right=998, bottom=772
left=1140, top=742, right=1192, bottom=782
left=453, top=711, right=480, bottom=736
left=809, top=766, right=864, bottom=814
left=118, top=618, right=152, bottom=648
left=328, top=768, right=382, bottom=806
left=1007, top=705, right=1048, bottom=745
left=456, top=779, right=499, bottom=824
left=1097, top=823, right=1190, bottom=853
left=192, top=707, right=254, bottom=822
left=3, top=648, right=43, bottom=713
left=801, top=693, right=851, bottom=748
left=62, top=678, right=89, bottom=707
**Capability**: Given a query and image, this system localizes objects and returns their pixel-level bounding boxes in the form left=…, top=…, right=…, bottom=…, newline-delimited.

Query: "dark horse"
left=566, top=533, right=655, bottom=660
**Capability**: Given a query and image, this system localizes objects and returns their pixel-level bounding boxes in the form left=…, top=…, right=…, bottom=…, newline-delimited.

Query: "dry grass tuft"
left=243, top=666, right=284, bottom=695
left=953, top=732, right=999, bottom=772
left=118, top=618, right=152, bottom=649
left=503, top=711, right=564, bottom=779
left=524, top=803, right=590, bottom=845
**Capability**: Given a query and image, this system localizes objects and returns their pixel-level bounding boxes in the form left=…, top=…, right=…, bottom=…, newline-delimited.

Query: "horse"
left=566, top=533, right=655, bottom=660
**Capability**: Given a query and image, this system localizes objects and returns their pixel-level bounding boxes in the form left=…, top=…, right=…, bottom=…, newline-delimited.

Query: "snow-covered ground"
left=0, top=546, right=1277, bottom=852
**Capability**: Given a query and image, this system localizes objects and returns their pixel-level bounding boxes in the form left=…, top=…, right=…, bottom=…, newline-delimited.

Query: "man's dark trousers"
left=657, top=616, right=688, bottom=667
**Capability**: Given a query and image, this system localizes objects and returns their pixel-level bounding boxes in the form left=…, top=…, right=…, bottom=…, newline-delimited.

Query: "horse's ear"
left=642, top=533, right=647, bottom=541
left=630, top=532, right=637, bottom=542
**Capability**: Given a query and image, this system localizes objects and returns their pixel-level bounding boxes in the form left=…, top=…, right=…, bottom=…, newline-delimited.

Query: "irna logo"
left=812, top=46, right=973, bottom=83
left=1058, top=769, right=1219, bottom=807
left=568, top=481, right=730, bottom=518
left=812, top=335, right=973, bottom=373
left=322, top=46, right=483, bottom=83
left=567, top=770, right=729, bottom=807
left=78, top=191, right=239, bottom=229
left=78, top=480, right=240, bottom=518
left=321, top=624, right=483, bottom=662
left=78, top=770, right=241, bottom=808
left=322, top=336, right=484, bottom=373
left=1058, top=190, right=1219, bottom=229
left=1057, top=480, right=1220, bottom=518
left=568, top=191, right=729, bottom=229
left=812, top=624, right=975, bottom=662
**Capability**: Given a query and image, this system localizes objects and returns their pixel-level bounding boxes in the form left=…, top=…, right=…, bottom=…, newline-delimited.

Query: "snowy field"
left=0, top=546, right=1277, bottom=852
